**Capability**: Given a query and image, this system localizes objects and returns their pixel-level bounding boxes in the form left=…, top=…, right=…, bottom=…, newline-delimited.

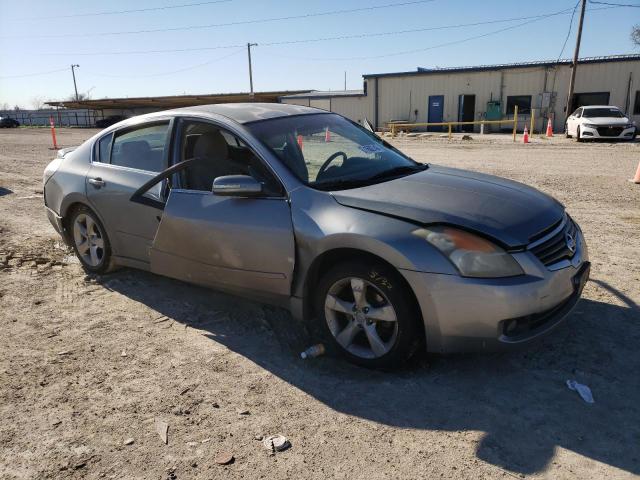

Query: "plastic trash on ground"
left=566, top=379, right=595, bottom=404
left=300, top=344, right=325, bottom=359
left=263, top=435, right=291, bottom=452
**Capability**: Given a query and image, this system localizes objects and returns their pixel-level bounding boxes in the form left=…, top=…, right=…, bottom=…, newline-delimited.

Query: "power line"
left=0, top=3, right=630, bottom=80
left=588, top=0, right=640, bottom=6
left=83, top=49, right=245, bottom=78
left=0, top=67, right=69, bottom=79
left=14, top=0, right=232, bottom=21
left=550, top=0, right=581, bottom=94
left=0, top=0, right=437, bottom=39
left=277, top=7, right=579, bottom=61
left=33, top=8, right=597, bottom=57
left=557, top=1, right=581, bottom=61
left=268, top=4, right=624, bottom=61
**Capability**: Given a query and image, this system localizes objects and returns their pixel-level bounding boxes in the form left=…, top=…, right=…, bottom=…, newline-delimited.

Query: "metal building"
left=281, top=54, right=640, bottom=133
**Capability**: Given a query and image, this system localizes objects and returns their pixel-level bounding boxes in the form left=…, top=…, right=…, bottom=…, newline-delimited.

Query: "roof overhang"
left=363, top=54, right=640, bottom=79
left=46, top=90, right=312, bottom=110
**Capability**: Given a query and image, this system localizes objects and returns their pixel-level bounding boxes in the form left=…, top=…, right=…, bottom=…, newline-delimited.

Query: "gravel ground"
left=0, top=127, right=639, bottom=480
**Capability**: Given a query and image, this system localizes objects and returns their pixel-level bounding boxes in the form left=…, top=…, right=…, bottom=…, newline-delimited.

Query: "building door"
left=457, top=94, right=475, bottom=132
left=570, top=92, right=610, bottom=112
left=427, top=95, right=444, bottom=132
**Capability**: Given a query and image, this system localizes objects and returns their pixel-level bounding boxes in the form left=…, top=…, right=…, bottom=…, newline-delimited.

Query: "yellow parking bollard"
left=530, top=109, right=535, bottom=135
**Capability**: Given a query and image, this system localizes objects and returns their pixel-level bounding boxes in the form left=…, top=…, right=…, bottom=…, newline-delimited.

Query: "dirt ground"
left=1, top=127, right=639, bottom=480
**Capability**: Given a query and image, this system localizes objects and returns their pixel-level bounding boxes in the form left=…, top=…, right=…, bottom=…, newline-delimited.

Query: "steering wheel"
left=317, top=151, right=347, bottom=178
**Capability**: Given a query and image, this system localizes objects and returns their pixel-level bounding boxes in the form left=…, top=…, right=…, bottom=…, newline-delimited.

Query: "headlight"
left=582, top=123, right=598, bottom=129
left=413, top=226, right=524, bottom=278
left=625, top=123, right=635, bottom=129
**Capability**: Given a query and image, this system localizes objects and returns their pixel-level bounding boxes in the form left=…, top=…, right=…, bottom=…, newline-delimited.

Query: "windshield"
left=582, top=107, right=624, bottom=118
left=247, top=113, right=425, bottom=190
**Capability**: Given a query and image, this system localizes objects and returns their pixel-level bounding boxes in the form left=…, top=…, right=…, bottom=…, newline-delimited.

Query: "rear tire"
left=314, top=261, right=422, bottom=369
left=565, top=124, right=572, bottom=138
left=68, top=205, right=115, bottom=274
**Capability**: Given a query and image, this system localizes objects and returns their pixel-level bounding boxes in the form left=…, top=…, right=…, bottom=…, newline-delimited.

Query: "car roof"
left=131, top=102, right=330, bottom=125
left=581, top=105, right=619, bottom=109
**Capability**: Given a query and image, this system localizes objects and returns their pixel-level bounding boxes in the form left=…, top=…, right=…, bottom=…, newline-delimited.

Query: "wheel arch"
left=60, top=199, right=110, bottom=246
left=300, top=247, right=425, bottom=342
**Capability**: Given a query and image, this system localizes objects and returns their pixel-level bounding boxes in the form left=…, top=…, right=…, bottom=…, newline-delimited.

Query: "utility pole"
left=344, top=71, right=347, bottom=91
left=70, top=64, right=80, bottom=101
left=247, top=43, right=257, bottom=97
left=565, top=0, right=586, bottom=121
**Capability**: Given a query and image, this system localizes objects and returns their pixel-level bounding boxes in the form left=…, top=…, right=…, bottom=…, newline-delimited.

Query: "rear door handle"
left=88, top=177, right=105, bottom=188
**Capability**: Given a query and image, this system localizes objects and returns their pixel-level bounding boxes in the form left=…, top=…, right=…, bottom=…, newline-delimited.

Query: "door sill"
left=113, top=256, right=151, bottom=271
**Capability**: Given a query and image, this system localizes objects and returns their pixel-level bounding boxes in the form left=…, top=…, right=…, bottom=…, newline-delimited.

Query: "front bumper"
left=580, top=125, right=635, bottom=139
left=400, top=230, right=589, bottom=353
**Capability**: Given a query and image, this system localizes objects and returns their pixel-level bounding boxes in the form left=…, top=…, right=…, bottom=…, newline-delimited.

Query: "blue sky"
left=1, top=0, right=639, bottom=108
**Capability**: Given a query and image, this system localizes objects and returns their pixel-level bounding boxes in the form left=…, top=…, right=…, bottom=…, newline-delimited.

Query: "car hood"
left=331, top=165, right=564, bottom=248
left=582, top=117, right=629, bottom=125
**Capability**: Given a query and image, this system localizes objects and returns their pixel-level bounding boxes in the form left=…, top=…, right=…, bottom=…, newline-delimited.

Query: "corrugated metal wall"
left=328, top=96, right=373, bottom=124
left=282, top=98, right=311, bottom=107
left=375, top=60, right=640, bottom=132
left=283, top=59, right=640, bottom=133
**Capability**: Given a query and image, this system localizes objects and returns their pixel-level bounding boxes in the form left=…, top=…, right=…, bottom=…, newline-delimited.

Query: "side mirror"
left=212, top=175, right=262, bottom=197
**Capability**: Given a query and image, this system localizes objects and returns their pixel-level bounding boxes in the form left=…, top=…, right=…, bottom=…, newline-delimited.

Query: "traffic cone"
left=49, top=116, right=58, bottom=150
left=631, top=160, right=640, bottom=184
left=546, top=118, right=553, bottom=137
left=297, top=134, right=303, bottom=150
left=523, top=126, right=529, bottom=144
left=325, top=127, right=331, bottom=143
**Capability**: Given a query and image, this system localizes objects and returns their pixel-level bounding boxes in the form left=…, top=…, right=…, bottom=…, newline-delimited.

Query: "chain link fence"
left=0, top=109, right=104, bottom=127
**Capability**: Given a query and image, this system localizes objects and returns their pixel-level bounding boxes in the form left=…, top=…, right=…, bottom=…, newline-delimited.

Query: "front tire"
left=576, top=126, right=583, bottom=142
left=68, top=205, right=115, bottom=274
left=314, top=261, right=422, bottom=369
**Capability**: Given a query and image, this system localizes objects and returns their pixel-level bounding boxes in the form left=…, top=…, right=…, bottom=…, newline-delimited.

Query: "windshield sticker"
left=358, top=143, right=385, bottom=154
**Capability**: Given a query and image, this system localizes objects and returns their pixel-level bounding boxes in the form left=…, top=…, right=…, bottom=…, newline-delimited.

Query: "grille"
left=597, top=126, right=623, bottom=137
left=529, top=216, right=578, bottom=267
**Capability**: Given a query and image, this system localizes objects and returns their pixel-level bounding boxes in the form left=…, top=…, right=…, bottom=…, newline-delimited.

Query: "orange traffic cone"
left=546, top=118, right=553, bottom=137
left=297, top=134, right=304, bottom=150
left=523, top=126, right=529, bottom=144
left=325, top=127, right=331, bottom=143
left=49, top=116, right=58, bottom=150
left=631, top=160, right=640, bottom=184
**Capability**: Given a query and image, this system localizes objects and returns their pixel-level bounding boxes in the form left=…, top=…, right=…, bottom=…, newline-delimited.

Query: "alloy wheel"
left=73, top=213, right=105, bottom=267
left=324, top=277, right=398, bottom=359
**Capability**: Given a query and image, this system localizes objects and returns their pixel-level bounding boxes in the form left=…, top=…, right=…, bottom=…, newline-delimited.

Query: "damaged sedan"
left=43, top=104, right=589, bottom=368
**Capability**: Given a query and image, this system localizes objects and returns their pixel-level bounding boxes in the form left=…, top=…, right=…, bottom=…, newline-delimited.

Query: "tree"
left=31, top=96, right=45, bottom=110
left=0, top=102, right=9, bottom=111
left=67, top=91, right=92, bottom=101
left=632, top=25, right=640, bottom=47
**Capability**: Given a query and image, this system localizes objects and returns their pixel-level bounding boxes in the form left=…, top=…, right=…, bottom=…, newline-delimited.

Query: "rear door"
left=86, top=120, right=173, bottom=262
left=131, top=118, right=296, bottom=297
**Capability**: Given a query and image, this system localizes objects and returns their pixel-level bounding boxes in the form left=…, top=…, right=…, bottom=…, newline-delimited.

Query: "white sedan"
left=565, top=105, right=636, bottom=141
